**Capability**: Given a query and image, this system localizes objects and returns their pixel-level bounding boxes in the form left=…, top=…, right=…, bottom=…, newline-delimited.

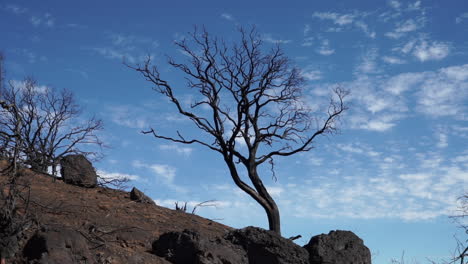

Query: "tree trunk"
left=223, top=156, right=282, bottom=235
left=265, top=198, right=281, bottom=234
left=248, top=167, right=282, bottom=235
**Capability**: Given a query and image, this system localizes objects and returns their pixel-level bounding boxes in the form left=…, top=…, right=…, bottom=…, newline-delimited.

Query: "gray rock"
left=153, top=229, right=248, bottom=264
left=304, top=230, right=371, bottom=264
left=130, top=187, right=156, bottom=205
left=60, top=154, right=97, bottom=188
left=23, top=227, right=96, bottom=264
left=227, top=226, right=310, bottom=264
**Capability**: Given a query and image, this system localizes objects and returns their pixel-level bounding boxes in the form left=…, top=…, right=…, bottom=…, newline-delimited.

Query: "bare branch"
left=131, top=26, right=348, bottom=235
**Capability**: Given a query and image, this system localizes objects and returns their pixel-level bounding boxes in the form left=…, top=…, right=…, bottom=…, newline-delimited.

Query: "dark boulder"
left=23, top=227, right=95, bottom=264
left=60, top=154, right=97, bottom=188
left=153, top=227, right=310, bottom=264
left=153, top=229, right=247, bottom=264
left=304, top=230, right=371, bottom=264
left=227, top=226, right=310, bottom=264
left=130, top=187, right=156, bottom=205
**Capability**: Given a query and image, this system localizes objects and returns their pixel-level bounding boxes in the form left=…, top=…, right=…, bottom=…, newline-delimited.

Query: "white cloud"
left=159, top=144, right=193, bottom=156
left=393, top=36, right=450, bottom=62
left=383, top=72, right=423, bottom=95
left=149, top=164, right=176, bottom=182
left=91, top=47, right=138, bottom=63
left=302, top=70, right=322, bottom=81
left=313, top=12, right=355, bottom=26
left=316, top=39, right=334, bottom=55
left=436, top=129, right=448, bottom=148
left=312, top=12, right=375, bottom=38
left=355, top=48, right=379, bottom=74
left=303, top=24, right=311, bottom=36
left=9, top=79, right=48, bottom=94
left=382, top=56, right=406, bottom=65
left=389, top=0, right=401, bottom=9
left=97, top=170, right=141, bottom=181
left=30, top=16, right=41, bottom=26
left=5, top=4, right=27, bottom=14
left=266, top=186, right=284, bottom=197
left=221, top=13, right=234, bottom=21
left=132, top=160, right=185, bottom=192
left=407, top=1, right=422, bottom=11
left=107, top=105, right=149, bottom=129
left=354, top=21, right=376, bottom=38
left=308, top=156, right=323, bottom=166
left=30, top=13, right=55, bottom=27
left=456, top=12, right=468, bottom=24
left=385, top=19, right=422, bottom=39
left=262, top=34, right=292, bottom=44
left=416, top=64, right=468, bottom=118
left=360, top=118, right=396, bottom=132
left=302, top=37, right=314, bottom=47
left=413, top=40, right=450, bottom=62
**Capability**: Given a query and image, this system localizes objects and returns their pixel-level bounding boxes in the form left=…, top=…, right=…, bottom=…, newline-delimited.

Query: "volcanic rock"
left=60, top=154, right=97, bottom=187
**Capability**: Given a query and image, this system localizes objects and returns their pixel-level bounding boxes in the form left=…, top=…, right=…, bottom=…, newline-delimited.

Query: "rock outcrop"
left=228, top=226, right=310, bottom=264
left=153, top=226, right=310, bottom=264
left=130, top=187, right=156, bottom=205
left=304, top=230, right=372, bottom=264
left=153, top=229, right=247, bottom=264
left=23, top=226, right=96, bottom=264
left=60, top=154, right=97, bottom=188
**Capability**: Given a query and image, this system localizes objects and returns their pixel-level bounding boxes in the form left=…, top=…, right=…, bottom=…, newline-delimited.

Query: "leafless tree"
left=0, top=53, right=32, bottom=264
left=0, top=76, right=104, bottom=176
left=445, top=194, right=468, bottom=264
left=130, top=27, right=347, bottom=235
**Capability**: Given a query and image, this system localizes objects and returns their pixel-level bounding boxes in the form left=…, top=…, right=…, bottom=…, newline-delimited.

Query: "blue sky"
left=1, top=0, right=468, bottom=263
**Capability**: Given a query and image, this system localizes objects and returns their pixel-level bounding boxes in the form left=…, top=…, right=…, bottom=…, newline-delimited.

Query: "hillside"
left=0, top=160, right=231, bottom=263
left=0, top=159, right=371, bottom=264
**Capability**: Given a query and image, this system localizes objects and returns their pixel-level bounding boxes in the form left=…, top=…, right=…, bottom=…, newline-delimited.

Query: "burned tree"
left=0, top=77, right=103, bottom=175
left=131, top=27, right=347, bottom=235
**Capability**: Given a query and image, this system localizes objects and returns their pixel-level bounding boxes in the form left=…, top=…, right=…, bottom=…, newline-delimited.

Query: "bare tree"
left=445, top=194, right=468, bottom=264
left=0, top=76, right=103, bottom=175
left=130, top=27, right=347, bottom=235
left=0, top=53, right=32, bottom=263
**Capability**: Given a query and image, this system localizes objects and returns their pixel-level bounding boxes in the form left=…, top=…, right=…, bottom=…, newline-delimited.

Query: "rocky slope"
left=0, top=159, right=371, bottom=264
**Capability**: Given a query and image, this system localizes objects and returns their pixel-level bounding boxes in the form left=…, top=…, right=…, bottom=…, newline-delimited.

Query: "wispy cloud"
left=96, top=170, right=141, bottom=182
left=312, top=11, right=375, bottom=38
left=303, top=24, right=311, bottom=36
left=416, top=64, right=468, bottom=118
left=316, top=39, right=334, bottom=55
left=313, top=12, right=355, bottom=26
left=456, top=12, right=468, bottom=24
left=91, top=33, right=157, bottom=63
left=385, top=18, right=423, bottom=39
left=220, top=13, right=234, bottom=21
left=30, top=13, right=55, bottom=27
left=355, top=21, right=376, bottom=38
left=12, top=48, right=47, bottom=63
left=4, top=4, right=27, bottom=14
left=382, top=56, right=406, bottom=64
left=413, top=40, right=450, bottom=62
left=159, top=144, right=193, bottom=156
left=302, top=70, right=322, bottom=81
left=262, top=34, right=292, bottom=44
left=106, top=104, right=151, bottom=129
left=355, top=48, right=379, bottom=75
left=132, top=160, right=185, bottom=192
left=394, top=36, right=451, bottom=62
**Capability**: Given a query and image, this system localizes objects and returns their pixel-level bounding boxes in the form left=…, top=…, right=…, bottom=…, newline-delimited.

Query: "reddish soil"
left=0, top=160, right=233, bottom=263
